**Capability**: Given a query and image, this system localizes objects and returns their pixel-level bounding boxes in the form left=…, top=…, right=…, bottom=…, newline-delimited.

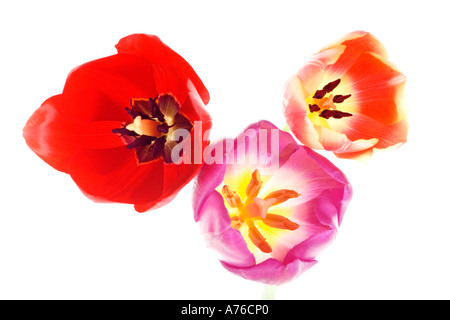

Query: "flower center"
left=308, top=78, right=353, bottom=119
left=112, top=94, right=193, bottom=164
left=221, top=169, right=300, bottom=253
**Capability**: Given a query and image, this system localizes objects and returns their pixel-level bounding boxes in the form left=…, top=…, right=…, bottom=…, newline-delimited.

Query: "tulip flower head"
left=283, top=31, right=408, bottom=161
left=193, top=121, right=352, bottom=285
left=23, top=34, right=211, bottom=212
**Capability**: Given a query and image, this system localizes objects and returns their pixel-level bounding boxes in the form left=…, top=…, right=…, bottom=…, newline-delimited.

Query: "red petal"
left=23, top=95, right=124, bottom=173
left=133, top=88, right=212, bottom=212
left=115, top=34, right=210, bottom=105
left=181, top=80, right=212, bottom=128
left=68, top=147, right=165, bottom=205
left=61, top=54, right=158, bottom=122
left=134, top=164, right=204, bottom=213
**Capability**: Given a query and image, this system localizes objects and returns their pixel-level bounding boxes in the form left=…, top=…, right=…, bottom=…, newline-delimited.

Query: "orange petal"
left=345, top=52, right=406, bottom=125
left=334, top=148, right=374, bottom=162
left=338, top=113, right=408, bottom=150
left=327, top=31, right=389, bottom=76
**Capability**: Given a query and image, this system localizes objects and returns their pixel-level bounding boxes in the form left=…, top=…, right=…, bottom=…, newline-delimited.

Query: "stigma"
left=125, top=116, right=162, bottom=137
left=221, top=169, right=300, bottom=253
left=309, top=79, right=353, bottom=119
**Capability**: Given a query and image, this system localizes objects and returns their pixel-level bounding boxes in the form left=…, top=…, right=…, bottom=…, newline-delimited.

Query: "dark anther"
left=112, top=127, right=138, bottom=137
left=309, top=104, right=321, bottom=113
left=313, top=89, right=327, bottom=99
left=319, top=109, right=353, bottom=119
left=126, top=135, right=156, bottom=150
left=149, top=98, right=165, bottom=123
left=333, top=94, right=352, bottom=103
left=332, top=110, right=353, bottom=119
left=319, top=109, right=334, bottom=119
left=323, top=79, right=341, bottom=93
left=157, top=123, right=170, bottom=134
left=125, top=107, right=140, bottom=119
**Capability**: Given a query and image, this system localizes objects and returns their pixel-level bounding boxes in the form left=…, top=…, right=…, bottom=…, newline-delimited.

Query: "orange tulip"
left=283, top=31, right=408, bottom=161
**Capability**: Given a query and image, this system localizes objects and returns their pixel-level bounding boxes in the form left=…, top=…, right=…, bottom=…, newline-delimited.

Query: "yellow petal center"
left=221, top=169, right=300, bottom=253
left=307, top=78, right=353, bottom=125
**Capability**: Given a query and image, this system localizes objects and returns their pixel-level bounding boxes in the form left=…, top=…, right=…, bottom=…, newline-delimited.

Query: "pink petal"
left=257, top=148, right=351, bottom=262
left=221, top=257, right=317, bottom=285
left=198, top=191, right=255, bottom=267
left=259, top=147, right=347, bottom=205
left=193, top=138, right=231, bottom=222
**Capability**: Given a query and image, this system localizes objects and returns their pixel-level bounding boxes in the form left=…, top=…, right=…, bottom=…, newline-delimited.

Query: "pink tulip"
left=193, top=121, right=352, bottom=285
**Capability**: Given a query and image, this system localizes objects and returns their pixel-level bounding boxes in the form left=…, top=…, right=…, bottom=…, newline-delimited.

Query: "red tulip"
left=23, top=34, right=211, bottom=212
left=283, top=31, right=408, bottom=161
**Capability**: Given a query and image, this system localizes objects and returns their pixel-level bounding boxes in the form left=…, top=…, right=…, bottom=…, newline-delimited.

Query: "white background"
left=1, top=0, right=449, bottom=299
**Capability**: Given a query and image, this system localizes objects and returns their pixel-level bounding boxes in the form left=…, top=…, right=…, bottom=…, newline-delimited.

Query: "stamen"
left=230, top=216, right=243, bottom=229
left=111, top=127, right=137, bottom=137
left=264, top=189, right=300, bottom=206
left=323, top=79, right=341, bottom=93
left=333, top=94, right=352, bottom=103
left=319, top=109, right=334, bottom=119
left=319, top=109, right=353, bottom=119
left=262, top=213, right=299, bottom=230
left=246, top=169, right=262, bottom=199
left=309, top=104, right=321, bottom=113
left=313, top=89, right=327, bottom=99
left=247, top=220, right=272, bottom=253
left=222, top=185, right=243, bottom=208
left=332, top=110, right=353, bottom=119
left=126, top=135, right=156, bottom=150
left=157, top=123, right=170, bottom=134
